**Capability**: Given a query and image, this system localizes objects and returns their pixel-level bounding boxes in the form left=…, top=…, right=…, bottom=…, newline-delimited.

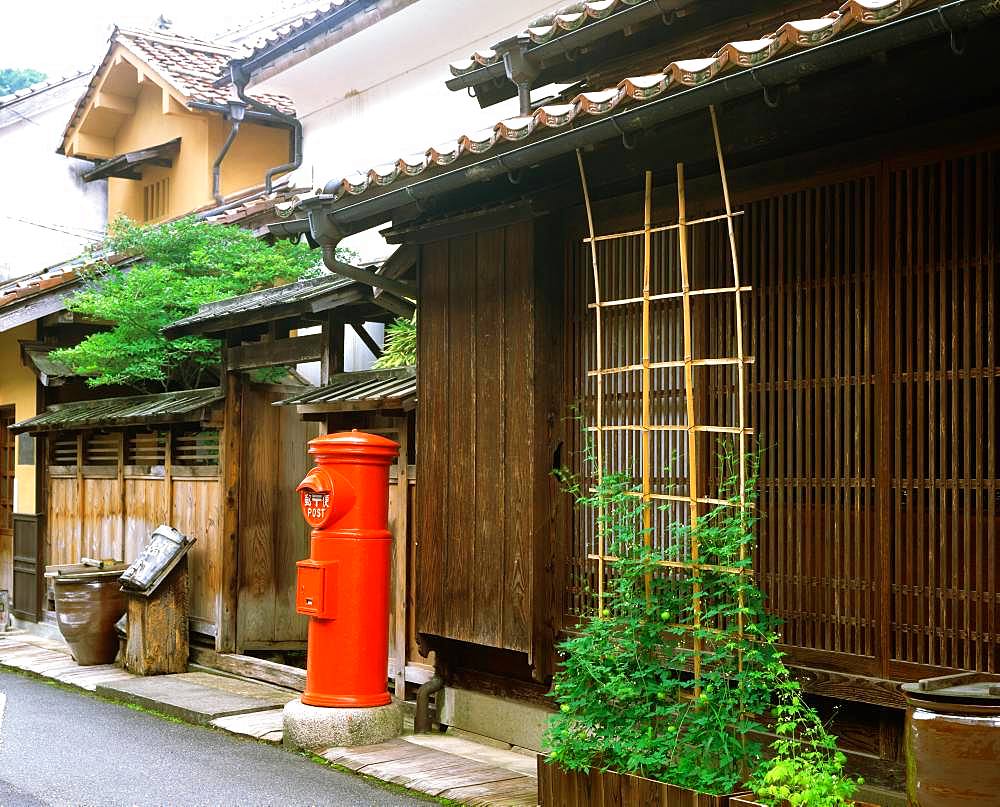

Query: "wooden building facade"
left=290, top=0, right=1000, bottom=790
left=11, top=384, right=316, bottom=651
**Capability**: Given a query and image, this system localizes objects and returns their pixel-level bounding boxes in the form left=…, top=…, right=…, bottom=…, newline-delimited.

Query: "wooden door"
left=237, top=385, right=319, bottom=649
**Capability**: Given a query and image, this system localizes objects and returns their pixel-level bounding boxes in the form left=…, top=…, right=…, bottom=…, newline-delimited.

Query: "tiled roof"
left=163, top=273, right=357, bottom=336
left=0, top=184, right=302, bottom=325
left=115, top=28, right=295, bottom=113
left=236, top=1, right=355, bottom=65
left=450, top=0, right=658, bottom=76
left=213, top=0, right=334, bottom=48
left=60, top=27, right=295, bottom=150
left=10, top=387, right=224, bottom=434
left=275, top=366, right=417, bottom=412
left=317, top=0, right=928, bottom=204
left=0, top=69, right=93, bottom=109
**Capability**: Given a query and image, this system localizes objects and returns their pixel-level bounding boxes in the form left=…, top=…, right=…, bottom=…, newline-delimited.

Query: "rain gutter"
left=304, top=0, right=992, bottom=233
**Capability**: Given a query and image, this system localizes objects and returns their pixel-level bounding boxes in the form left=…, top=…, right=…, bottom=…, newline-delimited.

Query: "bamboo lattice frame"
left=577, top=106, right=752, bottom=692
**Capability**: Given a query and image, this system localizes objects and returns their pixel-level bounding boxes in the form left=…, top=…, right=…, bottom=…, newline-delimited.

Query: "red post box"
left=295, top=430, right=399, bottom=708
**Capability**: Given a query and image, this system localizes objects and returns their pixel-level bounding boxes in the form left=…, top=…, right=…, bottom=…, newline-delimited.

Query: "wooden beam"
left=226, top=333, right=324, bottom=371
left=320, top=313, right=345, bottom=385
left=71, top=132, right=115, bottom=160
left=349, top=323, right=383, bottom=360
left=190, top=646, right=305, bottom=691
left=94, top=91, right=135, bottom=116
left=371, top=292, right=416, bottom=320
left=373, top=244, right=418, bottom=298
left=327, top=256, right=416, bottom=298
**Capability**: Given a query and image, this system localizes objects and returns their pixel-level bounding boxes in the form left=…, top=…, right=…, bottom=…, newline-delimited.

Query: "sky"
left=0, top=0, right=301, bottom=77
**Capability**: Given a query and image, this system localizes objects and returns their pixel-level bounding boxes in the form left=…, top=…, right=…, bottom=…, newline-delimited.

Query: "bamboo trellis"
left=577, top=105, right=752, bottom=692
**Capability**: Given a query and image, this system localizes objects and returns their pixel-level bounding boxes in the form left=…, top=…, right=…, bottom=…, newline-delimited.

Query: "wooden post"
left=124, top=557, right=189, bottom=675
left=392, top=421, right=409, bottom=696
left=320, top=313, right=345, bottom=384
left=217, top=355, right=242, bottom=653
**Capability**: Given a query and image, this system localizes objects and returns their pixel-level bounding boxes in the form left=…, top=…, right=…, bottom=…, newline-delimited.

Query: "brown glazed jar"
left=903, top=676, right=1000, bottom=806
left=52, top=575, right=127, bottom=666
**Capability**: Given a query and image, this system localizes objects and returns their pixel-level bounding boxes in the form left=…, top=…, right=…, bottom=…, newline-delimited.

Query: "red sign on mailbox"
left=297, top=468, right=336, bottom=529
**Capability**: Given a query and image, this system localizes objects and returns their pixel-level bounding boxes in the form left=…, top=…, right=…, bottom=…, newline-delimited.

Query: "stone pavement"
left=0, top=631, right=538, bottom=806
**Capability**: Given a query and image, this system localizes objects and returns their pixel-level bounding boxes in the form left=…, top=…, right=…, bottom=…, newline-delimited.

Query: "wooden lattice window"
left=84, top=432, right=120, bottom=466
left=171, top=428, right=220, bottom=468
left=0, top=407, right=14, bottom=537
left=126, top=431, right=168, bottom=467
left=143, top=177, right=170, bottom=222
left=50, top=434, right=79, bottom=467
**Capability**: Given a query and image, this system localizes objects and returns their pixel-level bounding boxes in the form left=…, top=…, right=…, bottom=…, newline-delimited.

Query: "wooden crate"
left=537, top=756, right=751, bottom=807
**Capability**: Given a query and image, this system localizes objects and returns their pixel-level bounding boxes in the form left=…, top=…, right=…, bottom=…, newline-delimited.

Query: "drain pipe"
left=309, top=207, right=418, bottom=297
left=230, top=62, right=303, bottom=193
left=211, top=100, right=246, bottom=204
left=414, top=674, right=444, bottom=733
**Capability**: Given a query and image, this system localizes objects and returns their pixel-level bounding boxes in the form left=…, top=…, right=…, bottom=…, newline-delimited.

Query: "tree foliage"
left=373, top=314, right=416, bottom=368
left=0, top=68, right=46, bottom=95
left=51, top=216, right=322, bottom=389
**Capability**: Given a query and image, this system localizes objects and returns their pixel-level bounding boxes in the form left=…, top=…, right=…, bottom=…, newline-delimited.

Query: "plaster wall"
left=107, top=81, right=292, bottom=223
left=0, top=76, right=107, bottom=281
left=252, top=0, right=558, bottom=263
left=0, top=322, right=38, bottom=515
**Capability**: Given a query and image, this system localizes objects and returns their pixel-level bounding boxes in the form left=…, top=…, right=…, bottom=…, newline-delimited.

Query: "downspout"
left=414, top=674, right=444, bottom=733
left=211, top=100, right=246, bottom=204
left=230, top=62, right=303, bottom=194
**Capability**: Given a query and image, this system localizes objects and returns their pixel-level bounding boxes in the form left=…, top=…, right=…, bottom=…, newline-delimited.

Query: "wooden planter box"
left=731, top=797, right=878, bottom=807
left=538, top=756, right=751, bottom=806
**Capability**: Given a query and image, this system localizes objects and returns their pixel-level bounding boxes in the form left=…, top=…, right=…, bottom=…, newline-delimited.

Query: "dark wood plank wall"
left=417, top=219, right=563, bottom=668
left=566, top=144, right=1000, bottom=682
left=237, top=384, right=318, bottom=649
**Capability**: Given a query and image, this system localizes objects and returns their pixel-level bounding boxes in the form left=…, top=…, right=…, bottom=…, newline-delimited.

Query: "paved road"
left=0, top=670, right=430, bottom=807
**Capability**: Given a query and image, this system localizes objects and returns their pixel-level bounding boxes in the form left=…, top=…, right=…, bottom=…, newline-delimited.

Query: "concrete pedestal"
left=282, top=697, right=402, bottom=750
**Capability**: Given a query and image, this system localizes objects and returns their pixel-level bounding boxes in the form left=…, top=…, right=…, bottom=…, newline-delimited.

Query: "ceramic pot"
left=53, top=575, right=127, bottom=665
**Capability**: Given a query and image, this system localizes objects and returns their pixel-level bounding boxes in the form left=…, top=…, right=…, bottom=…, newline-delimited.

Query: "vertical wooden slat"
left=474, top=228, right=504, bottom=647
left=416, top=240, right=448, bottom=641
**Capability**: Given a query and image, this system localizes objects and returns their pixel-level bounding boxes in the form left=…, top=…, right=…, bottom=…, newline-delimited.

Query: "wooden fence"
left=46, top=428, right=221, bottom=637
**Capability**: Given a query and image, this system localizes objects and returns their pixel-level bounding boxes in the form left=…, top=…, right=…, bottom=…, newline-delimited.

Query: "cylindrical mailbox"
left=295, top=430, right=399, bottom=708
left=903, top=676, right=1000, bottom=806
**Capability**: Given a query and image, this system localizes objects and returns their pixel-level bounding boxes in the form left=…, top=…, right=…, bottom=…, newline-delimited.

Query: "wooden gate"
left=236, top=385, right=318, bottom=650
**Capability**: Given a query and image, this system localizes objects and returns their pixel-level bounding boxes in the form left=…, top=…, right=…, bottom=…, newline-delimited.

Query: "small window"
left=171, top=429, right=220, bottom=467
left=142, top=177, right=170, bottom=222
left=50, top=434, right=78, bottom=466
left=126, top=431, right=167, bottom=466
left=84, top=431, right=119, bottom=466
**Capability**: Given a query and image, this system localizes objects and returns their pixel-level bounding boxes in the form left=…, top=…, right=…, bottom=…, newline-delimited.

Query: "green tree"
left=0, top=68, right=47, bottom=95
left=51, top=216, right=322, bottom=389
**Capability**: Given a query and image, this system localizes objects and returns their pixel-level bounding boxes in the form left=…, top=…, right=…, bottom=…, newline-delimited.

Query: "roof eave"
left=306, top=0, right=993, bottom=233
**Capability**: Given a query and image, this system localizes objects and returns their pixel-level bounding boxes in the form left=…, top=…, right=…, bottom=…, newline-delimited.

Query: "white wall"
left=0, top=75, right=107, bottom=281
left=252, top=0, right=558, bottom=265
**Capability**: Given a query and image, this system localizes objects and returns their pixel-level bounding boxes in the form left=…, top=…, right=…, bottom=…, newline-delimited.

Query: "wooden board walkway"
left=322, top=738, right=537, bottom=806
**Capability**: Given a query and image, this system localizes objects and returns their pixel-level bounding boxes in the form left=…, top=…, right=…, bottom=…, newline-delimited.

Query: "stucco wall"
left=0, top=76, right=108, bottom=281
left=0, top=322, right=38, bottom=515
left=105, top=79, right=293, bottom=223
left=252, top=0, right=558, bottom=264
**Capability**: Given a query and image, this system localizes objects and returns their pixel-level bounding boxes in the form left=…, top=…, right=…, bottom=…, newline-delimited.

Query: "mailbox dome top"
left=307, top=430, right=399, bottom=462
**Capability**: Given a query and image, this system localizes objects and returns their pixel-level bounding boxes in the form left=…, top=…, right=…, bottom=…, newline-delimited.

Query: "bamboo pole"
left=576, top=149, right=606, bottom=612
left=642, top=171, right=653, bottom=601
left=709, top=105, right=748, bottom=671
left=676, top=162, right=702, bottom=693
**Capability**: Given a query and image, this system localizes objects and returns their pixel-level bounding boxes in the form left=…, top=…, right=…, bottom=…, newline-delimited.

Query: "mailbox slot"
left=296, top=559, right=337, bottom=618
